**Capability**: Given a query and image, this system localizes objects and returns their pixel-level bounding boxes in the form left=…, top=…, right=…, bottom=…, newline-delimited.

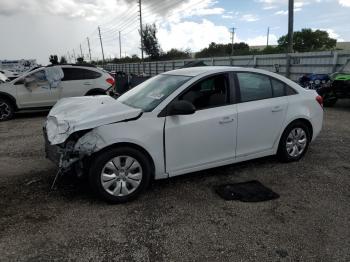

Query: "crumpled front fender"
left=74, top=129, right=107, bottom=156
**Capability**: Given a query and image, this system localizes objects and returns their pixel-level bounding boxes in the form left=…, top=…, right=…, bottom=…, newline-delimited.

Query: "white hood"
left=46, top=96, right=142, bottom=145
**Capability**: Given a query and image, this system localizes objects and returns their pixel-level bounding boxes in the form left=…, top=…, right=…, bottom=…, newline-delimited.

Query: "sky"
left=0, top=0, right=349, bottom=65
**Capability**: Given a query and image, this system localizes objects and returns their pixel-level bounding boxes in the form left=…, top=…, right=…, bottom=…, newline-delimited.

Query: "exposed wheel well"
left=0, top=93, right=17, bottom=111
left=85, top=88, right=106, bottom=96
left=88, top=142, right=155, bottom=178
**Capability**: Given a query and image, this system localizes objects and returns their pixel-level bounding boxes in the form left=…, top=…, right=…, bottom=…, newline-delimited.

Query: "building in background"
left=0, top=59, right=37, bottom=74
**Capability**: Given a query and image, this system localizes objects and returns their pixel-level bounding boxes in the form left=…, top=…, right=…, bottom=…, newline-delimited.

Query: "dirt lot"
left=0, top=102, right=350, bottom=262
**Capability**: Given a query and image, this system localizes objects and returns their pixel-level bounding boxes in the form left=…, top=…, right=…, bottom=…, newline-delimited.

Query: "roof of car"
left=162, top=66, right=243, bottom=77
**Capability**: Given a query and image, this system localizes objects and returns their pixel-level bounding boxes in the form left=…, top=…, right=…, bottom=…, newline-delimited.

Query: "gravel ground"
left=0, top=102, right=350, bottom=262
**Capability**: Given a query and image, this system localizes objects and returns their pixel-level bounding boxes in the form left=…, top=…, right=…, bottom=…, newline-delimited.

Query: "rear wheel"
left=89, top=146, right=151, bottom=203
left=277, top=121, right=311, bottom=162
left=0, top=98, right=14, bottom=121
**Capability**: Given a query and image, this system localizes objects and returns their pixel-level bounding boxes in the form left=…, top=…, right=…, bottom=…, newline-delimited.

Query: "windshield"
left=118, top=74, right=192, bottom=112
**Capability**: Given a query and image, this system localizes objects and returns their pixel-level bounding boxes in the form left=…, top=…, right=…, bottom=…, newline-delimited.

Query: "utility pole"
left=119, top=31, right=122, bottom=59
left=287, top=0, right=294, bottom=53
left=87, top=37, right=92, bottom=61
left=98, top=26, right=105, bottom=64
left=230, top=27, right=236, bottom=56
left=266, top=27, right=270, bottom=47
left=138, top=0, right=144, bottom=61
left=67, top=51, right=70, bottom=63
left=72, top=49, right=76, bottom=63
left=286, top=0, right=294, bottom=78
left=79, top=44, right=83, bottom=58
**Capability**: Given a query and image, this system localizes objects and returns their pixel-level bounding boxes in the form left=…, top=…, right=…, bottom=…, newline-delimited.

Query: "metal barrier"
left=104, top=50, right=350, bottom=81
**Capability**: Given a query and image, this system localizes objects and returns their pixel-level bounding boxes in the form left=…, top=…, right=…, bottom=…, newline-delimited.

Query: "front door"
left=15, top=69, right=57, bottom=108
left=164, top=73, right=237, bottom=176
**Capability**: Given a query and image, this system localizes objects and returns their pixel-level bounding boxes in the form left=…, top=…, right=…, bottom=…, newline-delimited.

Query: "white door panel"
left=15, top=70, right=58, bottom=107
left=236, top=97, right=288, bottom=156
left=165, top=105, right=237, bottom=175
left=60, top=80, right=89, bottom=98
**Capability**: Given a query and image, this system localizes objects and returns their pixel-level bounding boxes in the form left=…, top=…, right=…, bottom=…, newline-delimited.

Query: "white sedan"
left=45, top=66, right=323, bottom=203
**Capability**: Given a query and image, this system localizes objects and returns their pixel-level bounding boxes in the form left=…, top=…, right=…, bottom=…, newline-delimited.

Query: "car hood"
left=46, top=95, right=142, bottom=145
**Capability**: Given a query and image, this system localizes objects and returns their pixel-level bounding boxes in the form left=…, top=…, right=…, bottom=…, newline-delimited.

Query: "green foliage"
left=59, top=56, right=67, bottom=64
left=160, top=48, right=192, bottom=60
left=195, top=42, right=250, bottom=58
left=141, top=23, right=161, bottom=59
left=49, top=55, right=59, bottom=65
left=277, top=28, right=337, bottom=52
left=76, top=57, right=86, bottom=64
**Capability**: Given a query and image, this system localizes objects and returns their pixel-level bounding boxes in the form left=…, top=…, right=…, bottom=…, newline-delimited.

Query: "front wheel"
left=0, top=98, right=14, bottom=121
left=88, top=147, right=152, bottom=203
left=277, top=121, right=311, bottom=162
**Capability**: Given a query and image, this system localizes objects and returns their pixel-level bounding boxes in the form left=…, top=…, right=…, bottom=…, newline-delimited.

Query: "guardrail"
left=104, top=50, right=350, bottom=81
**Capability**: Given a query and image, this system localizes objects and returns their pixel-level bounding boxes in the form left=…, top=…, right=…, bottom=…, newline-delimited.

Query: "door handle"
left=219, top=116, right=234, bottom=124
left=271, top=106, right=283, bottom=112
left=83, top=82, right=92, bottom=85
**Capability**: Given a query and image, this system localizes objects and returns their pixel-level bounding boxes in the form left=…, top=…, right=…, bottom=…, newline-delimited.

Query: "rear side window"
left=237, top=72, right=272, bottom=102
left=62, top=68, right=101, bottom=81
left=271, top=79, right=285, bottom=97
left=271, top=78, right=298, bottom=96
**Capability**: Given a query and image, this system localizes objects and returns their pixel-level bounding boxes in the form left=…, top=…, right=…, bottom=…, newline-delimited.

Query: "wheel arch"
left=0, top=92, right=17, bottom=110
left=85, top=88, right=107, bottom=96
left=89, top=142, right=156, bottom=178
left=278, top=118, right=314, bottom=147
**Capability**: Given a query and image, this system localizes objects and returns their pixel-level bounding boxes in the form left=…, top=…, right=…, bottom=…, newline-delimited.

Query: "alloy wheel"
left=0, top=102, right=11, bottom=121
left=100, top=155, right=143, bottom=197
left=286, top=128, right=307, bottom=157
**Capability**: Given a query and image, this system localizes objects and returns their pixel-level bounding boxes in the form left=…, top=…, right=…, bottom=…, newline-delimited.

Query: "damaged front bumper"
left=44, top=127, right=106, bottom=171
left=44, top=127, right=80, bottom=169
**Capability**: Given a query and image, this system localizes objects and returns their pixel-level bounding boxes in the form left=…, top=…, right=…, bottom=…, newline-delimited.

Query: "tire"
left=88, top=146, right=152, bottom=203
left=0, top=98, right=14, bottom=121
left=277, top=121, right=311, bottom=162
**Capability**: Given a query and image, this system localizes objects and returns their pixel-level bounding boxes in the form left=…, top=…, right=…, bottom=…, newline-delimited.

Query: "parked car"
left=317, top=59, right=350, bottom=106
left=0, top=64, right=115, bottom=121
left=0, top=72, right=9, bottom=84
left=0, top=69, right=20, bottom=81
left=44, top=66, right=323, bottom=203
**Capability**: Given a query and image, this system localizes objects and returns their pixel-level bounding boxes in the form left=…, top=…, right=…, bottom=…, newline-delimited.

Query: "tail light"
left=316, top=95, right=323, bottom=108
left=106, top=77, right=115, bottom=86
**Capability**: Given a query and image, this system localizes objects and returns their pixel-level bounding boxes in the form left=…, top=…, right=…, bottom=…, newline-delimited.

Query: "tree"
left=140, top=23, right=161, bottom=59
left=278, top=28, right=337, bottom=52
left=161, top=48, right=192, bottom=60
left=49, top=55, right=59, bottom=65
left=60, top=56, right=67, bottom=64
left=195, top=42, right=250, bottom=58
left=76, top=57, right=85, bottom=64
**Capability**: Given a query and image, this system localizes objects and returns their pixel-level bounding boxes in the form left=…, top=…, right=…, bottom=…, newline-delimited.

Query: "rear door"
left=60, top=67, right=102, bottom=98
left=235, top=72, right=288, bottom=157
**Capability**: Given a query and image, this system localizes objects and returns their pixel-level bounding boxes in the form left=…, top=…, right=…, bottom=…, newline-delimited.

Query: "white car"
left=44, top=66, right=323, bottom=203
left=0, top=65, right=115, bottom=121
left=0, top=72, right=9, bottom=83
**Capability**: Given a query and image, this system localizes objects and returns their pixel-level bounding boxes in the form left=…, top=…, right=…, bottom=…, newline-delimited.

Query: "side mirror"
left=168, top=100, right=196, bottom=116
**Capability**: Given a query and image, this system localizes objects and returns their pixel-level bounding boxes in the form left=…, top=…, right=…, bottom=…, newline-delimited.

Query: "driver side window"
left=179, top=74, right=229, bottom=110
